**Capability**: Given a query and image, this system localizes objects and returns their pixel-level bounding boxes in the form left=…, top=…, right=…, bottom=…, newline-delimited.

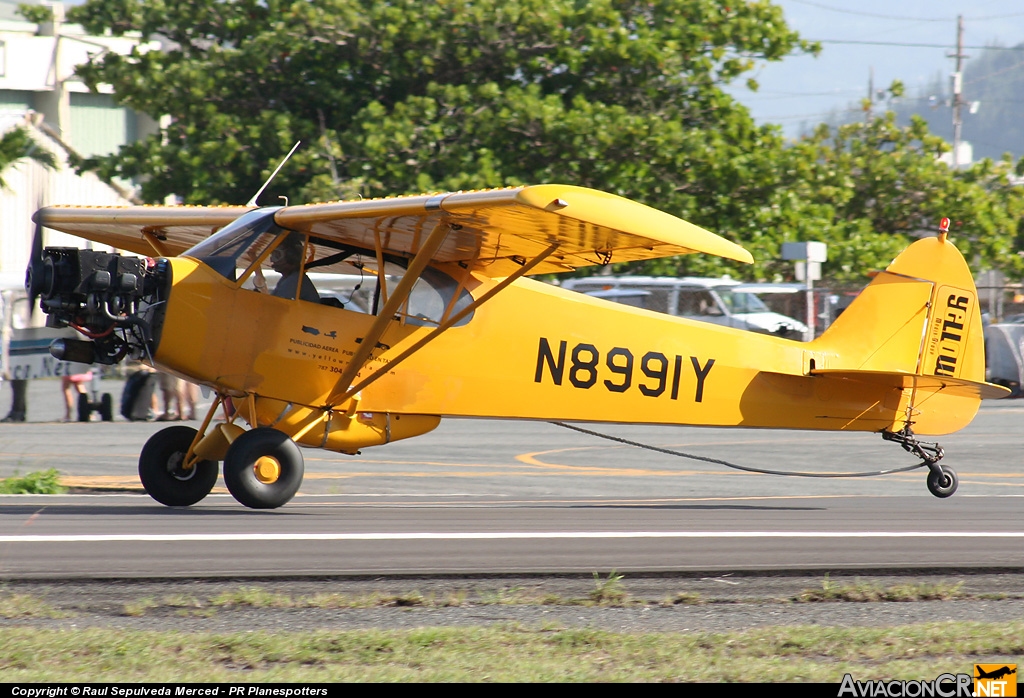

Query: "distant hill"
left=898, top=43, right=1024, bottom=162
left=823, top=43, right=1024, bottom=163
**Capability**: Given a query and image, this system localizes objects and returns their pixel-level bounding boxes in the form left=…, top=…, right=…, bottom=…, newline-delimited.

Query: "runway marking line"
left=2, top=531, right=1024, bottom=543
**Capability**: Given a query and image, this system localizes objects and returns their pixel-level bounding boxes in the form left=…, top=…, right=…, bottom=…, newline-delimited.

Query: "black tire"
left=223, top=427, right=304, bottom=509
left=77, top=392, right=90, bottom=422
left=99, top=393, right=113, bottom=422
left=139, top=426, right=219, bottom=507
left=926, top=465, right=958, bottom=498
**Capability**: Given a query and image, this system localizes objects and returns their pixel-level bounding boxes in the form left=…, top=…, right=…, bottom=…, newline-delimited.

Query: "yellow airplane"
left=26, top=184, right=1008, bottom=508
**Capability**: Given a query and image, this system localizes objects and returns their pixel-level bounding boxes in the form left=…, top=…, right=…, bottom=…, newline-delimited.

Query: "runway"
left=2, top=493, right=1023, bottom=578
left=0, top=380, right=1022, bottom=579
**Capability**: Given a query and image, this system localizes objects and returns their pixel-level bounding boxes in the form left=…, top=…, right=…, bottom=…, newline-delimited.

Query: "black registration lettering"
left=570, top=344, right=599, bottom=389
left=534, top=338, right=567, bottom=384
left=603, top=348, right=633, bottom=393
left=691, top=357, right=715, bottom=403
left=534, top=337, right=716, bottom=403
left=639, top=352, right=668, bottom=397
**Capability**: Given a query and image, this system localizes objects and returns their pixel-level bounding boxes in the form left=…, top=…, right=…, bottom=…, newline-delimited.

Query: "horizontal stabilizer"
left=811, top=369, right=1011, bottom=400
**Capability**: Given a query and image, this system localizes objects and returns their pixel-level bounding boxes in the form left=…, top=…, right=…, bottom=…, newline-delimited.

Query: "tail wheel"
left=223, top=427, right=304, bottom=509
left=926, top=465, right=958, bottom=498
left=139, top=426, right=219, bottom=506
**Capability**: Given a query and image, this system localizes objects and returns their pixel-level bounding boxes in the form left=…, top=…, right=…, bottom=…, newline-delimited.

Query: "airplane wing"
left=275, top=185, right=753, bottom=276
left=33, top=205, right=253, bottom=257
left=35, top=185, right=752, bottom=276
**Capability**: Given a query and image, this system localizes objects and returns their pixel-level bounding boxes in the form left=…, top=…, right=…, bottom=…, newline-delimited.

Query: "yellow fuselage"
left=154, top=246, right=981, bottom=454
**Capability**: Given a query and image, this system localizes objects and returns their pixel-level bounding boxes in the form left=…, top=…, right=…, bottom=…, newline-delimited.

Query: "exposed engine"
left=26, top=247, right=170, bottom=365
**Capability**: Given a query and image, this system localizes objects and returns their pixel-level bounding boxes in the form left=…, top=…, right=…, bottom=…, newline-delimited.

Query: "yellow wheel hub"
left=253, top=456, right=281, bottom=484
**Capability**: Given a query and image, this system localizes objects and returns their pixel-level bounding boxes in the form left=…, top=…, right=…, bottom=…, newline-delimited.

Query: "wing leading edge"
left=34, top=184, right=752, bottom=276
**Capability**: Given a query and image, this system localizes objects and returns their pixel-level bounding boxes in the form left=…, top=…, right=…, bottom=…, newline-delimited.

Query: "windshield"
left=182, top=207, right=283, bottom=280
left=715, top=287, right=770, bottom=314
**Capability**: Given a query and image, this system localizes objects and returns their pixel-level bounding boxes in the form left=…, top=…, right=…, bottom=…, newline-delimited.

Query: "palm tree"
left=0, top=125, right=57, bottom=189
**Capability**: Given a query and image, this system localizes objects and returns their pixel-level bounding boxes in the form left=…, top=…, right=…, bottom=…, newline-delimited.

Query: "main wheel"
left=139, top=426, right=219, bottom=507
left=223, top=427, right=304, bottom=509
left=926, top=465, right=958, bottom=498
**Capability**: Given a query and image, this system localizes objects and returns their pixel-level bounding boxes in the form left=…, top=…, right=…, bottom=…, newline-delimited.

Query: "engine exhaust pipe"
left=50, top=338, right=97, bottom=365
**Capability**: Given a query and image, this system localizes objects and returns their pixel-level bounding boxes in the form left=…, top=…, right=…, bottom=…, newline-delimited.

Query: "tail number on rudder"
left=926, top=289, right=973, bottom=378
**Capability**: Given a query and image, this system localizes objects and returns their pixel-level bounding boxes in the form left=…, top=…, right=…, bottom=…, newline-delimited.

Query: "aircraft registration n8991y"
left=25, top=184, right=1009, bottom=508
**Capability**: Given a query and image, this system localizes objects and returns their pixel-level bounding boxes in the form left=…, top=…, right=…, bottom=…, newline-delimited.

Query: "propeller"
left=24, top=215, right=51, bottom=315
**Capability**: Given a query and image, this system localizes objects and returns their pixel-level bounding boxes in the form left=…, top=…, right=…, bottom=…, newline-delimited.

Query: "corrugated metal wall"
left=69, top=92, right=134, bottom=158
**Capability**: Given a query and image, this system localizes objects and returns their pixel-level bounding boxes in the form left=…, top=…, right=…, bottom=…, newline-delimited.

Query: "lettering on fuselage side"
left=926, top=290, right=972, bottom=377
left=534, top=337, right=715, bottom=402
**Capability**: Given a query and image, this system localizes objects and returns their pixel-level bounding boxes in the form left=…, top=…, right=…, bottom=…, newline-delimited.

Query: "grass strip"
left=0, top=469, right=66, bottom=494
left=0, top=622, right=1021, bottom=682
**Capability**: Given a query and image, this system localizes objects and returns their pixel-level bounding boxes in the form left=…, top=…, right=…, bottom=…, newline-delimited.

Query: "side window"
left=404, top=267, right=474, bottom=327
left=300, top=236, right=474, bottom=325
left=252, top=233, right=320, bottom=303
left=635, top=288, right=673, bottom=315
left=678, top=290, right=722, bottom=316
left=696, top=291, right=723, bottom=316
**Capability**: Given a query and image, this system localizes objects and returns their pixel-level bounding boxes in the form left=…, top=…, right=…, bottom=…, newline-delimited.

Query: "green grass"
left=0, top=622, right=1020, bottom=681
left=0, top=575, right=997, bottom=622
left=0, top=593, right=69, bottom=619
left=0, top=468, right=66, bottom=494
left=796, top=577, right=968, bottom=603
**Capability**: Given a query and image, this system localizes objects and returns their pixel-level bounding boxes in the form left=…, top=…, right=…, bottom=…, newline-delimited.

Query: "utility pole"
left=866, top=66, right=874, bottom=120
left=949, top=15, right=968, bottom=168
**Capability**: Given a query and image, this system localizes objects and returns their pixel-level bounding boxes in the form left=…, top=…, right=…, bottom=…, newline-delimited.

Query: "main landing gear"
left=222, top=427, right=304, bottom=509
left=882, top=426, right=958, bottom=498
left=138, top=397, right=305, bottom=509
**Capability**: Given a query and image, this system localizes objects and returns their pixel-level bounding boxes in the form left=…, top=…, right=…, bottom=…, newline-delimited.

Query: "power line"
left=785, top=0, right=947, bottom=22
left=810, top=39, right=1024, bottom=50
left=786, top=0, right=1024, bottom=22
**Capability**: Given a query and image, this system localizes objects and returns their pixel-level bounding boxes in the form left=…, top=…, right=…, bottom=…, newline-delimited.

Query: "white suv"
left=561, top=276, right=809, bottom=341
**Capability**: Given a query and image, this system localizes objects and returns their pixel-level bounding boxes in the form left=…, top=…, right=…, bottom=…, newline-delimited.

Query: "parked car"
left=560, top=276, right=809, bottom=340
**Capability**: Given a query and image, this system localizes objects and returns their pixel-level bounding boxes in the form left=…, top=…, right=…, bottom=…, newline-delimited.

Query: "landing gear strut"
left=882, top=426, right=958, bottom=498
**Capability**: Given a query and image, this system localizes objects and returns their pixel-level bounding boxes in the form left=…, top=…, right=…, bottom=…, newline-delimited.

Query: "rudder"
left=812, top=235, right=985, bottom=383
left=808, top=235, right=993, bottom=435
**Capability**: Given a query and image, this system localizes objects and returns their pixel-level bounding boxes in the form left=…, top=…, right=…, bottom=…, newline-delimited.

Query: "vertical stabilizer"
left=808, top=233, right=997, bottom=433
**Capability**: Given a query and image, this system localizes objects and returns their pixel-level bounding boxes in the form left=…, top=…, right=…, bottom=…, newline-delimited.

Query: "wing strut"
left=324, top=220, right=454, bottom=406
left=140, top=230, right=171, bottom=257
left=326, top=242, right=561, bottom=408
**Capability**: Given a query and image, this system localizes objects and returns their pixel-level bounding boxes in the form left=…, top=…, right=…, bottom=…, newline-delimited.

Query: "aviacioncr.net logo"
left=838, top=673, right=973, bottom=697
left=974, top=664, right=1017, bottom=697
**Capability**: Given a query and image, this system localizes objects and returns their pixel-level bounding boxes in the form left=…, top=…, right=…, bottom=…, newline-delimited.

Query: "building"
left=1, top=0, right=159, bottom=276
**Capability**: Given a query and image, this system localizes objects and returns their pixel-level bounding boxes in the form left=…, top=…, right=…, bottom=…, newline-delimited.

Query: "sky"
left=6, top=0, right=1022, bottom=142
left=727, top=0, right=1024, bottom=137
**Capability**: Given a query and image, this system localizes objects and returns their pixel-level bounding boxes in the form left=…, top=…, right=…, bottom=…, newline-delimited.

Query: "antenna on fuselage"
left=246, top=141, right=301, bottom=207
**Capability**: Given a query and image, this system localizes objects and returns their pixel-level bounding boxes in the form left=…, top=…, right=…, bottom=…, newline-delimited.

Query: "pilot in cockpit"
left=253, top=233, right=320, bottom=303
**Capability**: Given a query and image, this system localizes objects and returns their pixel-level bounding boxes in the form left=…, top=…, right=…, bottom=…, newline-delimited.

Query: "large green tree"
left=66, top=2, right=811, bottom=206
left=66, top=0, right=1024, bottom=282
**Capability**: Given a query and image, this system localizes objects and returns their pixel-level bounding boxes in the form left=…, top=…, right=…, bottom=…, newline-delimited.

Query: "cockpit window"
left=181, top=211, right=474, bottom=324
left=182, top=207, right=283, bottom=280
left=302, top=235, right=475, bottom=326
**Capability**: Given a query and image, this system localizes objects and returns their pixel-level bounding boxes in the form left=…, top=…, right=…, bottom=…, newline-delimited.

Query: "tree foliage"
left=0, top=126, right=57, bottom=190
left=67, top=0, right=1024, bottom=282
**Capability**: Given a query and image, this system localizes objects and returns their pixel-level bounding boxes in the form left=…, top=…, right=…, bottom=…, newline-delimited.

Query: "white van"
left=561, top=276, right=809, bottom=340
